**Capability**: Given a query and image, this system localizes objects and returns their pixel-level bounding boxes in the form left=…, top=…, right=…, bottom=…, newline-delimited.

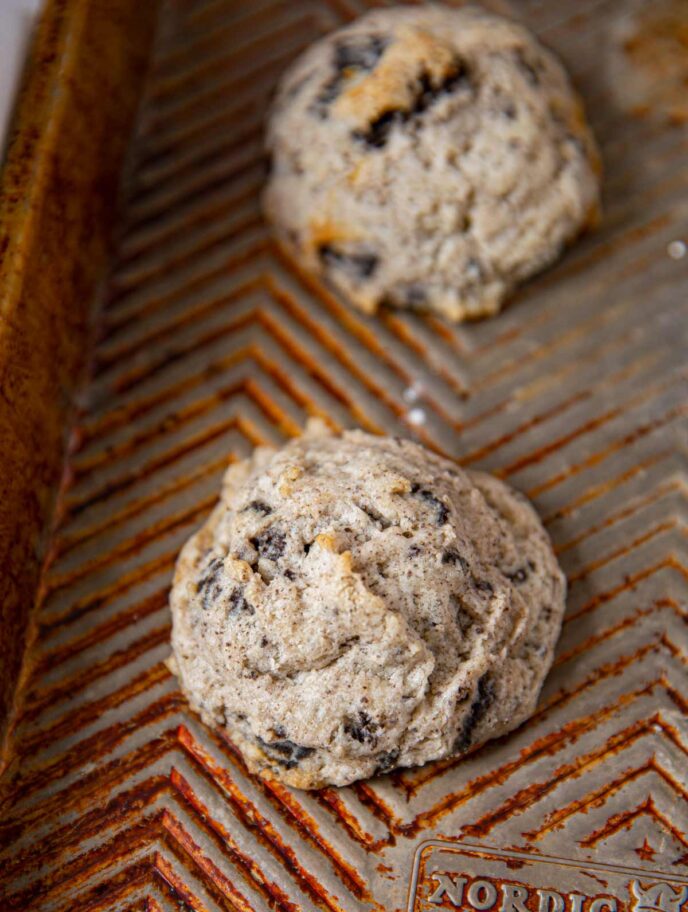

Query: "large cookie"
left=169, top=421, right=566, bottom=789
left=263, top=4, right=600, bottom=322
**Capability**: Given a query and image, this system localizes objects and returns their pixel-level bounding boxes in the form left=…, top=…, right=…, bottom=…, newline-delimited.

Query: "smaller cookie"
left=169, top=421, right=566, bottom=789
left=264, top=4, right=600, bottom=322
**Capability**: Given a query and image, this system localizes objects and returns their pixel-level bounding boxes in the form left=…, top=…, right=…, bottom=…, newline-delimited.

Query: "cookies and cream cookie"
left=169, top=421, right=565, bottom=789
left=263, top=4, right=600, bottom=321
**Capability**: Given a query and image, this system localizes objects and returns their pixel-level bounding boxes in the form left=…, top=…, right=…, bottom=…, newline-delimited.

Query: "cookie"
left=169, top=420, right=566, bottom=789
left=263, top=4, right=600, bottom=322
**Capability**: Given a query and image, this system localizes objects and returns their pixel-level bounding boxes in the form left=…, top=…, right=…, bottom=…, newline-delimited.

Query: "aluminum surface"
left=1, top=0, right=686, bottom=909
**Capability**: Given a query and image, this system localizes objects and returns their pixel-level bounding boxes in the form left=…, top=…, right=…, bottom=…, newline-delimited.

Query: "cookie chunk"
left=169, top=421, right=565, bottom=789
left=263, top=4, right=600, bottom=321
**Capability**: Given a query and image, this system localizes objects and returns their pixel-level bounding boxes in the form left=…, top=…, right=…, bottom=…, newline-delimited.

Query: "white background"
left=0, top=0, right=43, bottom=157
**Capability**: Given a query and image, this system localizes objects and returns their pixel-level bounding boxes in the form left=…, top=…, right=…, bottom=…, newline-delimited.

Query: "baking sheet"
left=0, top=0, right=686, bottom=909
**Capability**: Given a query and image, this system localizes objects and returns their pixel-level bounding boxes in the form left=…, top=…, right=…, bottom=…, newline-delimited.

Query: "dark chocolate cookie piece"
left=453, top=674, right=496, bottom=753
left=318, top=244, right=379, bottom=281
left=315, top=33, right=388, bottom=111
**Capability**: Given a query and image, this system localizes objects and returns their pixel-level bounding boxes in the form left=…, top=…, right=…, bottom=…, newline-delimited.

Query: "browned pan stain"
left=401, top=695, right=660, bottom=838
left=499, top=372, right=686, bottom=480
left=62, top=414, right=261, bottom=521
left=179, top=726, right=378, bottom=909
left=566, top=558, right=688, bottom=626
left=150, top=12, right=321, bottom=113
left=553, top=479, right=681, bottom=552
left=610, top=0, right=688, bottom=124
left=380, top=312, right=472, bottom=403
left=120, top=180, right=264, bottom=274
left=2, top=722, right=180, bottom=839
left=528, top=403, right=688, bottom=497
left=162, top=0, right=302, bottom=73
left=114, top=211, right=266, bottom=297
left=462, top=714, right=687, bottom=840
left=105, top=216, right=267, bottom=313
left=555, top=603, right=678, bottom=672
left=12, top=668, right=176, bottom=772
left=583, top=796, right=688, bottom=854
left=316, top=788, right=392, bottom=852
left=47, top=500, right=213, bottom=596
left=2, top=775, right=169, bottom=885
left=542, top=449, right=673, bottom=525
left=101, top=240, right=271, bottom=340
left=369, top=642, right=672, bottom=810
left=24, top=587, right=171, bottom=695
left=55, top=458, right=228, bottom=558
left=566, top=520, right=681, bottom=586
left=36, top=550, right=177, bottom=636
left=260, top=780, right=387, bottom=877
left=326, top=626, right=670, bottom=831
left=20, top=621, right=171, bottom=729
left=0, top=0, right=159, bottom=766
left=528, top=750, right=675, bottom=843
left=162, top=799, right=300, bottom=912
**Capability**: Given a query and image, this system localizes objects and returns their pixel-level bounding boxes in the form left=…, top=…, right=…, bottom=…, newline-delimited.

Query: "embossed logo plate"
left=408, top=842, right=688, bottom=912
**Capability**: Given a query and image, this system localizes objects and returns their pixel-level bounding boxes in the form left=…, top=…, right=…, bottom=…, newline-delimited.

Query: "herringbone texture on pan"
left=1, top=0, right=686, bottom=909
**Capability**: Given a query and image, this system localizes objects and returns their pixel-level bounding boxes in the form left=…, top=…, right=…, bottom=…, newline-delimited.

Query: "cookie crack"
left=353, top=60, right=472, bottom=149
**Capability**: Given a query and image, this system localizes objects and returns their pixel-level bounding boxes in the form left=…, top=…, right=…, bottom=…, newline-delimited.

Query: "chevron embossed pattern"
left=1, top=0, right=686, bottom=909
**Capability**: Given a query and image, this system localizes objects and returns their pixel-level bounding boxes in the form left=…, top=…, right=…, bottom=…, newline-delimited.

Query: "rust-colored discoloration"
left=162, top=799, right=292, bottom=912
left=609, top=0, right=688, bottom=124
left=543, top=449, right=672, bottom=525
left=583, top=796, right=688, bottom=852
left=497, top=372, right=686, bottom=480
left=527, top=759, right=681, bottom=842
left=0, top=0, right=159, bottom=765
left=359, top=644, right=674, bottom=831
left=376, top=862, right=396, bottom=877
left=317, top=787, right=391, bottom=852
left=55, top=457, right=224, bottom=556
left=102, top=239, right=271, bottom=339
left=420, top=858, right=620, bottom=912
left=462, top=714, right=688, bottom=840
left=566, top=519, right=678, bottom=585
left=503, top=856, right=527, bottom=870
left=268, top=256, right=409, bottom=428
left=408, top=711, right=639, bottom=836
left=2, top=693, right=179, bottom=816
left=398, top=631, right=667, bottom=802
left=528, top=403, right=688, bottom=498
left=20, top=620, right=171, bottom=727
left=556, top=601, right=680, bottom=669
left=6, top=854, right=155, bottom=912
left=2, top=774, right=169, bottom=885
left=381, top=311, right=471, bottom=403
left=259, top=780, right=387, bottom=898
left=178, top=724, right=375, bottom=910
left=25, top=587, right=170, bottom=691
left=411, top=843, right=688, bottom=912
left=554, top=478, right=680, bottom=552
left=60, top=419, right=246, bottom=524
left=565, top=559, right=688, bottom=626
left=47, top=501, right=212, bottom=595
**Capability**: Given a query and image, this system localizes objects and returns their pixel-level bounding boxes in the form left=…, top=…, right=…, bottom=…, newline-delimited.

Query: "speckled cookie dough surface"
left=263, top=3, right=600, bottom=322
left=169, top=421, right=566, bottom=789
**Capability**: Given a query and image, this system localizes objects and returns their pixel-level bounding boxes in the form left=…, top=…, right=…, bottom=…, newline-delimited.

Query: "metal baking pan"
left=0, top=0, right=686, bottom=909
